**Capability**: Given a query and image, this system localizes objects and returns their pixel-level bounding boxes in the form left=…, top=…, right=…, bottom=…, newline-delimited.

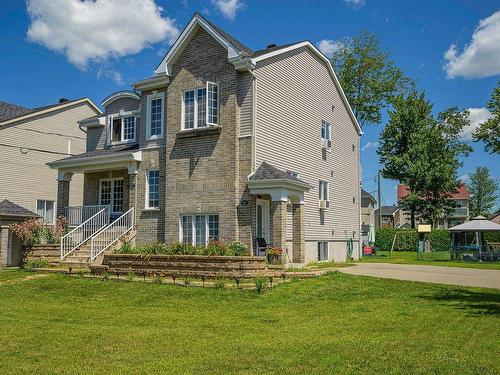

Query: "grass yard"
left=361, top=251, right=500, bottom=270
left=0, top=270, right=499, bottom=374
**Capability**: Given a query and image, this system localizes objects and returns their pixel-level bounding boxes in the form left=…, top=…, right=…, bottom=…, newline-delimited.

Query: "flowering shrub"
left=10, top=216, right=68, bottom=246
left=266, top=247, right=284, bottom=256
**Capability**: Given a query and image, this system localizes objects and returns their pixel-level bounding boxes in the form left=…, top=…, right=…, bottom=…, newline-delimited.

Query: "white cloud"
left=461, top=107, right=493, bottom=140
left=26, top=0, right=179, bottom=69
left=344, top=0, right=365, bottom=7
left=97, top=68, right=124, bottom=86
left=317, top=39, right=343, bottom=58
left=361, top=141, right=379, bottom=151
left=213, top=0, right=244, bottom=20
left=444, top=11, right=500, bottom=79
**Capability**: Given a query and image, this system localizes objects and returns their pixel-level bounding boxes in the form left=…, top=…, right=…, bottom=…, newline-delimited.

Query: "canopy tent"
left=449, top=216, right=500, bottom=261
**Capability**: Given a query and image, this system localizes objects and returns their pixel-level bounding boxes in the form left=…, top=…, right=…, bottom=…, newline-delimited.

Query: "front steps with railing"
left=55, top=207, right=135, bottom=269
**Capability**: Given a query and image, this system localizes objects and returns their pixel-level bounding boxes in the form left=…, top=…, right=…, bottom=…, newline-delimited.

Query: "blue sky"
left=1, top=0, right=498, bottom=207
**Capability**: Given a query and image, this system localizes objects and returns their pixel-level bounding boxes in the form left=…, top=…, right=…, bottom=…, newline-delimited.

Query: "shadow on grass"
left=419, top=289, right=500, bottom=317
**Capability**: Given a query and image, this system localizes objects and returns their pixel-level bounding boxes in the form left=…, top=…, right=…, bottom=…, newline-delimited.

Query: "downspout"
left=249, top=68, right=257, bottom=172
left=358, top=134, right=362, bottom=259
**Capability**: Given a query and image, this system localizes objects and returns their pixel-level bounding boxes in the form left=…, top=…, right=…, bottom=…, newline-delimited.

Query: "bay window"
left=180, top=214, right=220, bottom=245
left=182, top=81, right=219, bottom=130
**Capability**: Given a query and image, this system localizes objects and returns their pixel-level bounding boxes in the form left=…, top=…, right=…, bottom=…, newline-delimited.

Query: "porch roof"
left=248, top=162, right=311, bottom=203
left=47, top=145, right=142, bottom=176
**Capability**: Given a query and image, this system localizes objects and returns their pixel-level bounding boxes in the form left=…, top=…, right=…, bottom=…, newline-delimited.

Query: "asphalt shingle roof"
left=0, top=200, right=39, bottom=218
left=52, top=144, right=139, bottom=163
left=0, top=101, right=32, bottom=122
left=374, top=206, right=399, bottom=216
left=250, top=161, right=310, bottom=188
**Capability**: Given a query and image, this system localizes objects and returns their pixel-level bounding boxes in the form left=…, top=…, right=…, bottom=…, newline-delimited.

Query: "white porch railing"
left=60, top=207, right=110, bottom=260
left=90, top=207, right=134, bottom=262
left=64, top=205, right=109, bottom=227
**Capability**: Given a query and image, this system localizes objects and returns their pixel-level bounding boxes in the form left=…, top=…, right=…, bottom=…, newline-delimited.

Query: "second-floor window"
left=147, top=92, right=164, bottom=140
left=321, top=120, right=331, bottom=150
left=182, top=82, right=219, bottom=130
left=110, top=115, right=136, bottom=144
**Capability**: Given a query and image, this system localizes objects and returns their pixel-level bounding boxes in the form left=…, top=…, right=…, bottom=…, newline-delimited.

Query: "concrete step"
left=64, top=256, right=90, bottom=263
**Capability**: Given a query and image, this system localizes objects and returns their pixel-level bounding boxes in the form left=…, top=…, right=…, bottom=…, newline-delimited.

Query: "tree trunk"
left=410, top=210, right=415, bottom=229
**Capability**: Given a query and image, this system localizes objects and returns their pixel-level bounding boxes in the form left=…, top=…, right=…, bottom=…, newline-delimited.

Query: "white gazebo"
left=449, top=216, right=500, bottom=261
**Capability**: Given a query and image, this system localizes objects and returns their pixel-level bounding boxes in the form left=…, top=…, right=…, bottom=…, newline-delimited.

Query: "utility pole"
left=377, top=171, right=382, bottom=229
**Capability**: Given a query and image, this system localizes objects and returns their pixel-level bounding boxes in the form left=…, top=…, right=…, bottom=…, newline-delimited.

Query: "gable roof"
left=397, top=184, right=470, bottom=201
left=361, top=189, right=376, bottom=204
left=0, top=200, right=39, bottom=218
left=374, top=205, right=399, bottom=216
left=0, top=98, right=102, bottom=127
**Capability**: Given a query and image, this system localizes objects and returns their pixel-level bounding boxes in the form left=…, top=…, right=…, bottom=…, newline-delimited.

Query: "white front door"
left=256, top=199, right=270, bottom=256
left=99, top=178, right=124, bottom=215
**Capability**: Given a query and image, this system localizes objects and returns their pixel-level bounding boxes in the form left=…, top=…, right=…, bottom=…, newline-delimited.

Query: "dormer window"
left=146, top=92, right=164, bottom=140
left=109, top=114, right=136, bottom=144
left=182, top=81, right=219, bottom=130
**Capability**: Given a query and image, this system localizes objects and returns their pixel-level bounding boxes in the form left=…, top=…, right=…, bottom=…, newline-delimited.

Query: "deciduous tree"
left=473, top=81, right=500, bottom=154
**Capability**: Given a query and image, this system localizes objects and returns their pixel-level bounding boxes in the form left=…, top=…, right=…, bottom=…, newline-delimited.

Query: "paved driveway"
left=339, top=263, right=500, bottom=289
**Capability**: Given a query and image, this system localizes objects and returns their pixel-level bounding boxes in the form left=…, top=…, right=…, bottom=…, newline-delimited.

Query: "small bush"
left=205, top=240, right=227, bottom=256
left=254, top=276, right=268, bottom=293
left=213, top=278, right=226, bottom=289
left=11, top=216, right=68, bottom=246
left=117, top=242, right=134, bottom=254
left=153, top=274, right=162, bottom=285
left=228, top=241, right=247, bottom=256
left=126, top=271, right=135, bottom=282
left=183, top=277, right=192, bottom=287
left=102, top=271, right=109, bottom=281
left=24, top=258, right=49, bottom=270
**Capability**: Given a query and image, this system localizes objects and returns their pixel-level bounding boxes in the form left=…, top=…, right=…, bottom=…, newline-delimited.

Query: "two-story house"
left=397, top=184, right=470, bottom=228
left=48, top=13, right=362, bottom=264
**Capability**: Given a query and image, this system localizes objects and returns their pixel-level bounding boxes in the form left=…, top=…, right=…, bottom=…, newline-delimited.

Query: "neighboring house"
left=361, top=189, right=376, bottom=244
left=397, top=184, right=470, bottom=228
left=374, top=205, right=400, bottom=229
left=489, top=213, right=500, bottom=225
left=48, top=13, right=362, bottom=264
left=0, top=98, right=102, bottom=224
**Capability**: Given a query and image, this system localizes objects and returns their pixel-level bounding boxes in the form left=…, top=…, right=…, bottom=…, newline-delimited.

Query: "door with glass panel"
left=99, top=178, right=124, bottom=215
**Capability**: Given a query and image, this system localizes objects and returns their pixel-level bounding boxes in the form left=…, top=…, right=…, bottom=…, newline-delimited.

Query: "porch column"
left=56, top=171, right=73, bottom=217
left=292, top=203, right=305, bottom=263
left=271, top=200, right=287, bottom=249
left=0, top=225, right=9, bottom=268
left=128, top=162, right=139, bottom=226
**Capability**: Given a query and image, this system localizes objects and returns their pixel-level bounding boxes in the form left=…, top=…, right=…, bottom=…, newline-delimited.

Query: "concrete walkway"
left=339, top=263, right=500, bottom=289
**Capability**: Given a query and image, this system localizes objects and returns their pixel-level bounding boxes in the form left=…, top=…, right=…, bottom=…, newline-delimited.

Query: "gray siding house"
left=49, top=13, right=362, bottom=264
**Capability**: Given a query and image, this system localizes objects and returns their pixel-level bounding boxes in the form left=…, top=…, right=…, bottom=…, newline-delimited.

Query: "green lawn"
left=361, top=251, right=500, bottom=269
left=0, top=270, right=499, bottom=374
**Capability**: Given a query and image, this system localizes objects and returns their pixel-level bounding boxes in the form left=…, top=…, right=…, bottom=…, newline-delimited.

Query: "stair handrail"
left=90, top=207, right=134, bottom=262
left=60, top=206, right=109, bottom=260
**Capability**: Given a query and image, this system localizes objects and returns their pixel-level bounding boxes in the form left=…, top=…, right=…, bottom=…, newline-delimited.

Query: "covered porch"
left=247, top=162, right=311, bottom=263
left=47, top=146, right=142, bottom=222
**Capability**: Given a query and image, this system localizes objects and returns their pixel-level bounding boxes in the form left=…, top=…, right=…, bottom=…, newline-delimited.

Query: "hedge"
left=374, top=228, right=451, bottom=252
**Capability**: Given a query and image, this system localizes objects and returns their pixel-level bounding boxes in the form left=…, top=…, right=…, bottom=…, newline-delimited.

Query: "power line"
left=0, top=142, right=74, bottom=156
left=9, top=126, right=85, bottom=140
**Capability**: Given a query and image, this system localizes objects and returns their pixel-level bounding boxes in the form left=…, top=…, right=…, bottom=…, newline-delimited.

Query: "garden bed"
left=95, top=253, right=277, bottom=278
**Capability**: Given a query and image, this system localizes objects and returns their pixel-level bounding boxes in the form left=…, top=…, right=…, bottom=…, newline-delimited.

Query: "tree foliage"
left=468, top=167, right=498, bottom=218
left=473, top=81, right=500, bottom=154
left=378, top=91, right=472, bottom=227
left=330, top=31, right=412, bottom=128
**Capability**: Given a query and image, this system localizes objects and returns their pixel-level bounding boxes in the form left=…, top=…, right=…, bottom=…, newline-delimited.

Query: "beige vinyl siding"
left=0, top=103, right=96, bottom=215
left=238, top=71, right=253, bottom=137
left=254, top=47, right=360, bottom=242
left=86, top=126, right=105, bottom=151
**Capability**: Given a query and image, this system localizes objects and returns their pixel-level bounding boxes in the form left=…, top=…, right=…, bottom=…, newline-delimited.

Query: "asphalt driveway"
left=339, top=263, right=500, bottom=289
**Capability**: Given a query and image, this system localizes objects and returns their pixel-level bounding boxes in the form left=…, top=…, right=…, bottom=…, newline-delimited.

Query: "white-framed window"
left=36, top=200, right=54, bottom=224
left=319, top=180, right=329, bottom=202
left=182, top=81, right=219, bottom=130
left=145, top=170, right=160, bottom=209
left=382, top=216, right=390, bottom=224
left=99, top=178, right=124, bottom=214
left=286, top=170, right=300, bottom=179
left=318, top=241, right=329, bottom=261
left=108, top=115, right=136, bottom=144
left=321, top=120, right=332, bottom=150
left=146, top=92, right=164, bottom=140
left=180, top=214, right=219, bottom=245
